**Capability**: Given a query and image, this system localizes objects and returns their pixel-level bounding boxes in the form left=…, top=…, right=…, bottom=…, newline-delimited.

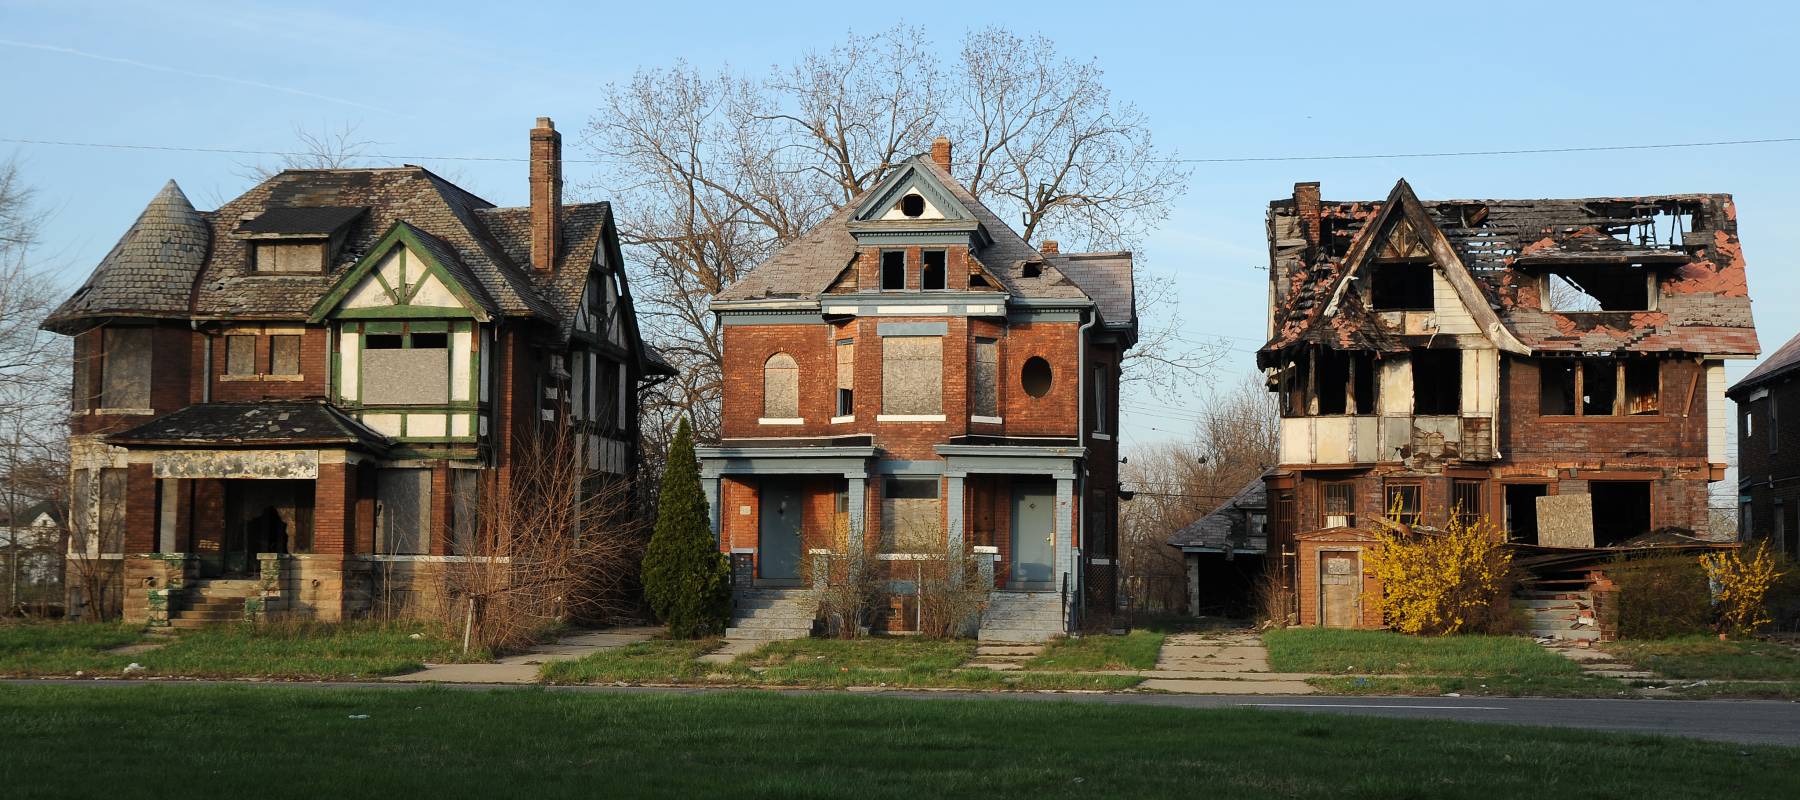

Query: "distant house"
left=42, top=118, right=671, bottom=625
left=1729, top=330, right=1800, bottom=553
left=697, top=138, right=1136, bottom=641
left=1, top=499, right=65, bottom=612
left=1167, top=475, right=1267, bottom=617
left=1257, top=179, right=1757, bottom=632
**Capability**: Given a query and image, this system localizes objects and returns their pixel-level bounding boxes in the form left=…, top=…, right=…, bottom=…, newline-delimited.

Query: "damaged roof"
left=1167, top=475, right=1268, bottom=554
left=107, top=400, right=391, bottom=451
left=43, top=166, right=615, bottom=343
left=715, top=154, right=1109, bottom=310
left=1261, top=179, right=1758, bottom=364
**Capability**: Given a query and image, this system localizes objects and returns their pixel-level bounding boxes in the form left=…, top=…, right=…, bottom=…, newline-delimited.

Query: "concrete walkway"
left=385, top=626, right=660, bottom=684
left=1131, top=629, right=1320, bottom=694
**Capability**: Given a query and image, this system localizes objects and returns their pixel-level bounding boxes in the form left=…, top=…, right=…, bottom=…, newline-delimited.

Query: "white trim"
left=1090, top=432, right=1113, bottom=441
left=876, top=305, right=948, bottom=315
left=970, top=415, right=1003, bottom=424
left=972, top=545, right=999, bottom=555
left=830, top=415, right=856, bottom=424
left=730, top=547, right=757, bottom=554
left=1088, top=557, right=1113, bottom=565
left=878, top=414, right=947, bottom=422
left=757, top=417, right=805, bottom=425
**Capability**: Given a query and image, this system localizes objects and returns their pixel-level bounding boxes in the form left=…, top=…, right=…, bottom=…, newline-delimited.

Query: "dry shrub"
left=1701, top=540, right=1789, bottom=637
left=805, top=547, right=879, bottom=639
left=1255, top=560, right=1294, bottom=629
left=447, top=431, right=644, bottom=653
left=914, top=552, right=990, bottom=639
left=1610, top=553, right=1712, bottom=639
left=1366, top=509, right=1514, bottom=636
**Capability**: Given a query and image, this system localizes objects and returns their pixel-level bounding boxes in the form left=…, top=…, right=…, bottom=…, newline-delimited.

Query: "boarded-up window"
left=270, top=335, right=301, bottom=375
left=763, top=353, right=799, bottom=418
left=1386, top=483, right=1422, bottom=527
left=972, top=338, right=998, bottom=417
left=882, top=336, right=942, bottom=415
left=98, top=468, right=127, bottom=554
left=225, top=335, right=257, bottom=376
left=100, top=327, right=151, bottom=409
left=450, top=469, right=480, bottom=556
left=881, top=477, right=941, bottom=553
left=836, top=340, right=855, bottom=416
left=253, top=242, right=325, bottom=273
left=1322, top=482, right=1355, bottom=528
left=362, top=332, right=449, bottom=406
left=376, top=468, right=431, bottom=555
left=69, top=469, right=91, bottom=554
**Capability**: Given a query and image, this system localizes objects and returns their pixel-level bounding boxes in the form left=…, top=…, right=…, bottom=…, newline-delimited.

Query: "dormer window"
left=239, top=205, right=366, bottom=274
left=881, top=251, right=906, bottom=290
left=253, top=242, right=327, bottom=273
left=1542, top=267, right=1653, bottom=312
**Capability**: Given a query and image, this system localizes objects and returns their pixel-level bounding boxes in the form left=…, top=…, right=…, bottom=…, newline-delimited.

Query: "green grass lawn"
left=0, top=621, right=477, bottom=680
left=1310, top=675, right=1632, bottom=698
left=1, top=684, right=1793, bottom=799
left=741, top=636, right=974, bottom=671
left=1025, top=629, right=1165, bottom=671
left=1605, top=636, right=1800, bottom=681
left=541, top=639, right=727, bottom=683
left=1265, top=628, right=1584, bottom=677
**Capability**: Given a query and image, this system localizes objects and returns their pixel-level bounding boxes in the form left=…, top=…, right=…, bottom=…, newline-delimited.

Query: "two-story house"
left=696, top=139, right=1135, bottom=641
left=1729, top=331, right=1800, bottom=554
left=44, top=118, right=670, bottom=625
left=1258, top=179, right=1756, bottom=629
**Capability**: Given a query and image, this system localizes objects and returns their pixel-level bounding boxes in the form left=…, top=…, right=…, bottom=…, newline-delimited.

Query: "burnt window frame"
left=1410, top=349, right=1461, bottom=416
left=1369, top=261, right=1434, bottom=311
left=1539, top=358, right=1660, bottom=417
left=1540, top=267, right=1656, bottom=313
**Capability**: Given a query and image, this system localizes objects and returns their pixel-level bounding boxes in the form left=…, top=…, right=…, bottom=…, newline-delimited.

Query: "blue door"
left=1010, top=481, right=1055, bottom=588
left=759, top=480, right=803, bottom=582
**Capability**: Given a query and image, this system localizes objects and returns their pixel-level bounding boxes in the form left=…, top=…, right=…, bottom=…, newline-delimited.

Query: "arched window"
left=763, top=353, right=799, bottom=419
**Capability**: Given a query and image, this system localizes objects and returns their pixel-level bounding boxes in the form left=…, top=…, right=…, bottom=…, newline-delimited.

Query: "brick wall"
left=208, top=325, right=331, bottom=401
left=1295, top=536, right=1384, bottom=628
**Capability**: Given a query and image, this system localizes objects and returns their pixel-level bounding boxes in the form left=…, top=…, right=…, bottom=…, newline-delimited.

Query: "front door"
left=1319, top=550, right=1361, bottom=628
left=1010, top=480, right=1055, bottom=588
left=759, top=480, right=803, bottom=582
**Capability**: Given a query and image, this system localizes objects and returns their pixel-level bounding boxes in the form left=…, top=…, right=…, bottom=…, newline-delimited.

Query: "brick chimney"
left=1294, top=181, right=1321, bottom=251
left=530, top=117, right=562, bottom=274
left=1040, top=239, right=1060, bottom=255
left=930, top=136, right=952, bottom=171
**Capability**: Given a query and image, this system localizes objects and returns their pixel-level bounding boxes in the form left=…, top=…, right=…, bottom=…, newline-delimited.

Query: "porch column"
left=1054, top=476, right=1074, bottom=590
left=702, top=476, right=721, bottom=547
left=845, top=476, right=866, bottom=553
left=945, top=475, right=965, bottom=555
left=157, top=479, right=179, bottom=553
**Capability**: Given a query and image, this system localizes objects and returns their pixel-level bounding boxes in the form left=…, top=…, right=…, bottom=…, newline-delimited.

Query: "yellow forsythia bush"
left=1700, top=540, right=1788, bottom=637
left=1366, top=509, right=1514, bottom=636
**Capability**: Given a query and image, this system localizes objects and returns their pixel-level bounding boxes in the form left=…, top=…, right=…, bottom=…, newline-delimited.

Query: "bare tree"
left=587, top=25, right=1202, bottom=445
left=235, top=121, right=378, bottom=183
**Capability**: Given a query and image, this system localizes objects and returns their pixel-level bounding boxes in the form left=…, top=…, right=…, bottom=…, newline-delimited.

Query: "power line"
left=5, top=134, right=1799, bottom=167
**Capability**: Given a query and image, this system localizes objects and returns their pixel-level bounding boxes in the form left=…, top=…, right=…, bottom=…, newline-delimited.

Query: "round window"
left=900, top=193, right=926, bottom=217
left=1021, top=356, right=1053, bottom=398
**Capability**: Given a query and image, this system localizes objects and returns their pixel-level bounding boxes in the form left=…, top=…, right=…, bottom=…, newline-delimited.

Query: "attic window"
left=900, top=193, right=926, bottom=218
left=881, top=251, right=906, bottom=290
left=1370, top=263, right=1432, bottom=310
left=922, top=250, right=946, bottom=290
left=1544, top=268, right=1650, bottom=312
left=253, top=242, right=326, bottom=273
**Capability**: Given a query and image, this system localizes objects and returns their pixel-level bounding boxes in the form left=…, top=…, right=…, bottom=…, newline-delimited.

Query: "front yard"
left=1264, top=627, right=1625, bottom=697
left=1606, top=635, right=1800, bottom=699
left=0, top=621, right=481, bottom=680
left=1, top=683, right=1793, bottom=799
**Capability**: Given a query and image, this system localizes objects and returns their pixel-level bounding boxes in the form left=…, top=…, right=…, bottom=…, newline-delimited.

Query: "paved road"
left=7, top=679, right=1796, bottom=747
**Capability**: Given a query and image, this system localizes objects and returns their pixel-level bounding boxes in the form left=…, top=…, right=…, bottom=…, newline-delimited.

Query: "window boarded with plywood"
left=362, top=334, right=450, bottom=406
left=972, top=338, right=998, bottom=417
left=100, top=328, right=151, bottom=409
left=763, top=353, right=799, bottom=418
left=377, top=468, right=431, bottom=555
left=836, top=340, right=855, bottom=416
left=881, top=477, right=941, bottom=553
left=882, top=336, right=942, bottom=415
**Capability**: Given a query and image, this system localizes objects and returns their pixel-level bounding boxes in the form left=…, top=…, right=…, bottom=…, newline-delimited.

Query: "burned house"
left=1730, top=330, right=1800, bottom=554
left=1258, top=179, right=1756, bottom=629
left=43, top=118, right=670, bottom=625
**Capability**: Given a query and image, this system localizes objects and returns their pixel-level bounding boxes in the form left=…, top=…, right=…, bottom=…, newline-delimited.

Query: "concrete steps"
left=979, top=591, right=1063, bottom=643
left=1515, top=590, right=1600, bottom=641
left=725, top=588, right=816, bottom=641
left=165, top=578, right=259, bottom=627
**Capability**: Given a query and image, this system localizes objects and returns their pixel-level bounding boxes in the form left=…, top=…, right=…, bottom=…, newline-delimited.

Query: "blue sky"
left=3, top=0, right=1796, bottom=464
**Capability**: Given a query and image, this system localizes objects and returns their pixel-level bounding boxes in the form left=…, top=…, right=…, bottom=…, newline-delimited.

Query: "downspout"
left=1073, top=306, right=1098, bottom=633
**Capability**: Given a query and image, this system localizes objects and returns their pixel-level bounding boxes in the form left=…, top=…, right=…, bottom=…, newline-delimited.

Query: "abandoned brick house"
left=1730, top=329, right=1800, bottom=554
left=697, top=139, right=1134, bottom=641
left=43, top=118, right=670, bottom=625
left=1258, top=179, right=1756, bottom=629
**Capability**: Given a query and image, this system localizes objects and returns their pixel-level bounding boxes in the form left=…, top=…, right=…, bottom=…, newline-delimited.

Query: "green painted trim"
left=307, top=222, right=493, bottom=323
left=364, top=321, right=404, bottom=334
left=406, top=320, right=450, bottom=333
left=334, top=305, right=475, bottom=320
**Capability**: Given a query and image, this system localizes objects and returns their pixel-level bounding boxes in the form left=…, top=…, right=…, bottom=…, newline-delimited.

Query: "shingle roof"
left=44, top=180, right=209, bottom=329
left=1167, top=476, right=1268, bottom=553
left=107, top=400, right=390, bottom=451
left=1050, top=252, right=1135, bottom=330
left=715, top=154, right=1096, bottom=305
left=1731, top=329, right=1800, bottom=395
left=237, top=205, right=366, bottom=236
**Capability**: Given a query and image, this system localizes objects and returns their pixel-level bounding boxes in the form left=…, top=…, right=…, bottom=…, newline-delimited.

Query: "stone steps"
left=1516, top=589, right=1599, bottom=641
left=725, top=589, right=816, bottom=641
left=979, top=592, right=1063, bottom=642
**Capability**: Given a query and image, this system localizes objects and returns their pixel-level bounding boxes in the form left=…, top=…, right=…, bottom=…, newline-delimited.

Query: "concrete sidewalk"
left=385, top=627, right=660, bottom=684
left=1131, top=629, right=1320, bottom=694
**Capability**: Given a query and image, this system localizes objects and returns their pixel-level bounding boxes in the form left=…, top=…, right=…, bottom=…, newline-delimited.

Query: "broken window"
left=1021, top=356, right=1053, bottom=399
left=899, top=193, right=926, bottom=218
left=762, top=353, right=799, bottom=419
left=1504, top=484, right=1548, bottom=544
left=881, top=477, right=941, bottom=553
left=1311, top=349, right=1376, bottom=415
left=1322, top=482, right=1355, bottom=528
left=922, top=250, right=946, bottom=290
left=270, top=334, right=301, bottom=375
left=1581, top=359, right=1618, bottom=416
left=361, top=329, right=450, bottom=406
left=1546, top=359, right=1660, bottom=417
left=1411, top=350, right=1460, bottom=415
left=835, top=339, right=855, bottom=417
left=1543, top=268, right=1650, bottom=312
left=1540, top=361, right=1577, bottom=416
left=881, top=250, right=906, bottom=290
left=1624, top=361, right=1659, bottom=415
left=100, top=327, right=151, bottom=409
left=376, top=468, right=431, bottom=555
left=225, top=335, right=257, bottom=377
left=253, top=242, right=325, bottom=273
left=1590, top=480, right=1651, bottom=547
left=972, top=337, right=998, bottom=418
left=1385, top=482, right=1422, bottom=527
left=1370, top=262, right=1433, bottom=311
left=882, top=336, right=942, bottom=415
left=1452, top=479, right=1484, bottom=529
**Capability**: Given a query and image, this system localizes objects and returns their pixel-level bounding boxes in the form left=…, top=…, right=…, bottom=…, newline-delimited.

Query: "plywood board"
left=1536, top=493, right=1594, bottom=548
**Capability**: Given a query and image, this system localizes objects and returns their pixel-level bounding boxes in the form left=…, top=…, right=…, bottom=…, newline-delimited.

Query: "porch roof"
left=107, top=401, right=392, bottom=452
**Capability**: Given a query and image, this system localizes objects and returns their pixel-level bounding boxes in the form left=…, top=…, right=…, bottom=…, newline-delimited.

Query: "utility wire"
left=5, top=134, right=1799, bottom=166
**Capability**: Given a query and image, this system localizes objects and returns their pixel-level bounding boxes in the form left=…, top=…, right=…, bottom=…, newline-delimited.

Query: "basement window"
left=1544, top=268, right=1650, bottom=312
left=922, top=250, right=947, bottom=290
left=1411, top=350, right=1461, bottom=415
left=1370, top=262, right=1433, bottom=311
left=881, top=251, right=906, bottom=290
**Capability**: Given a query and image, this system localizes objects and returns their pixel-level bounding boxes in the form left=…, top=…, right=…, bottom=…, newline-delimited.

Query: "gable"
left=851, top=162, right=975, bottom=224
left=572, top=270, right=628, bottom=348
left=309, top=223, right=492, bottom=322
